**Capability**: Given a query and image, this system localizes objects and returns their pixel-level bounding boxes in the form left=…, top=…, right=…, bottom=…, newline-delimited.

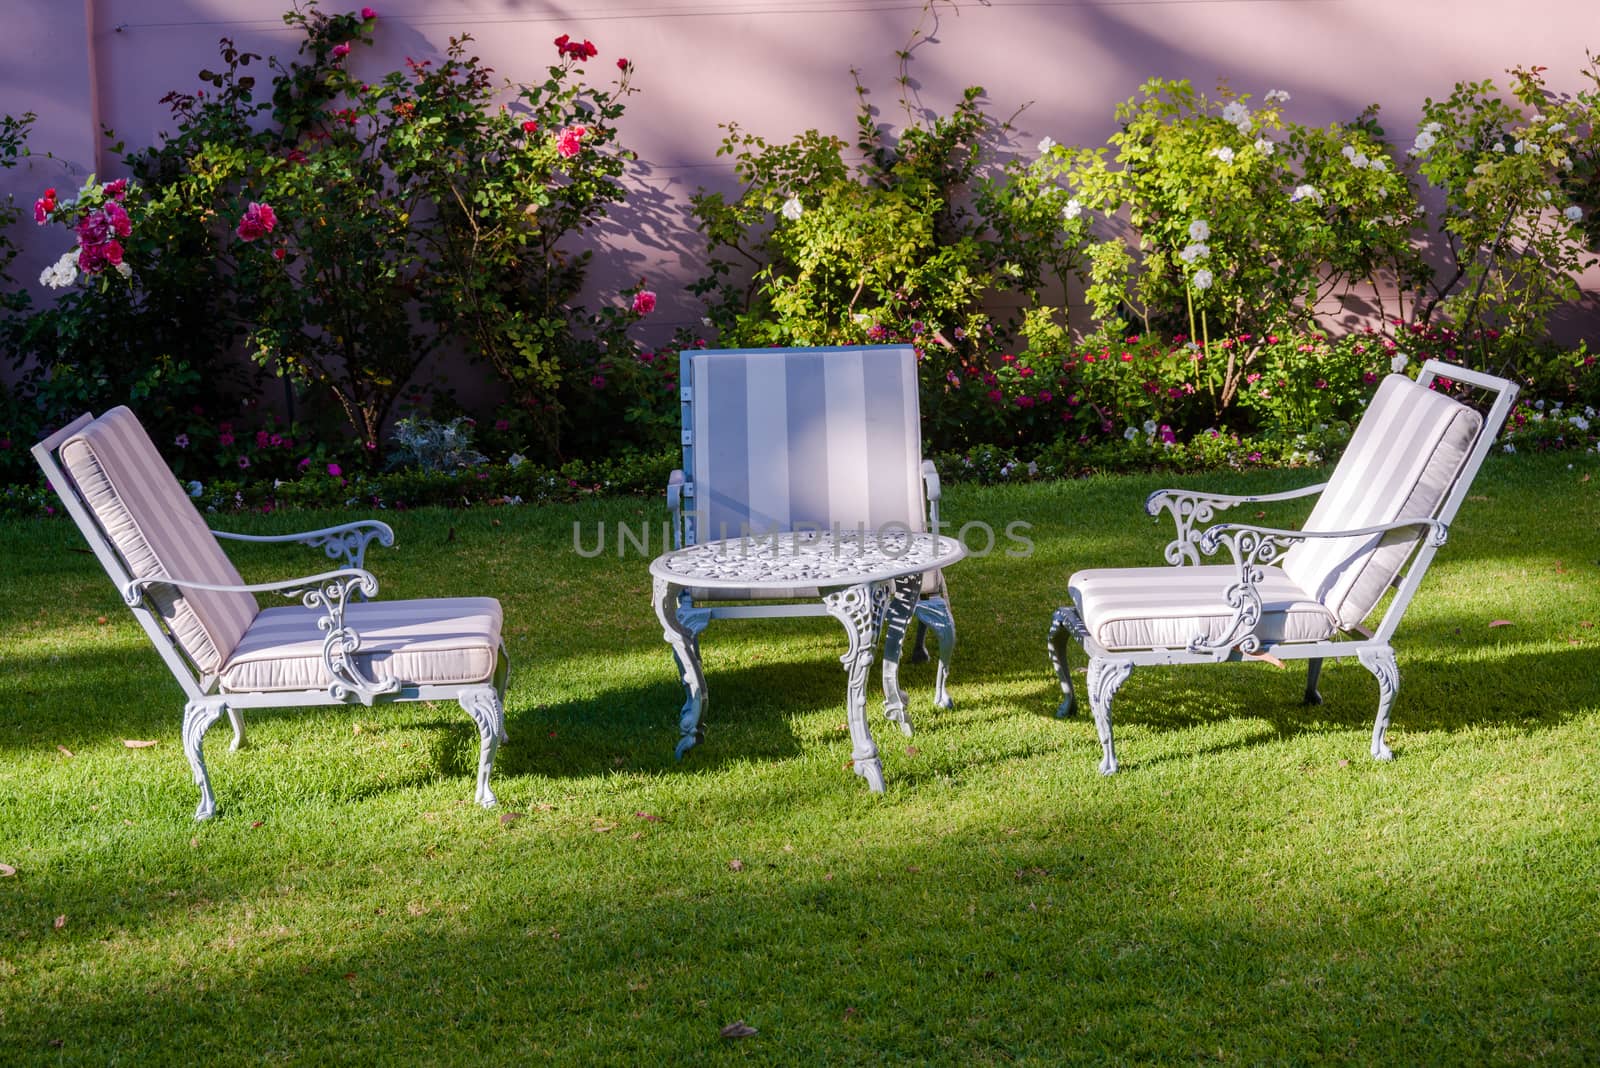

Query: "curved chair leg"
left=1358, top=647, right=1400, bottom=761
left=879, top=574, right=920, bottom=737
left=226, top=707, right=248, bottom=751
left=1303, top=658, right=1324, bottom=706
left=492, top=644, right=512, bottom=744
left=183, top=698, right=227, bottom=821
left=909, top=619, right=931, bottom=664
left=458, top=686, right=503, bottom=808
left=912, top=596, right=956, bottom=710
left=1047, top=607, right=1079, bottom=718
left=1086, top=658, right=1133, bottom=775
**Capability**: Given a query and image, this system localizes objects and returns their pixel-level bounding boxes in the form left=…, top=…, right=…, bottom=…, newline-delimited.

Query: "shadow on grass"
left=2, top=810, right=1595, bottom=1063
left=1029, top=641, right=1600, bottom=772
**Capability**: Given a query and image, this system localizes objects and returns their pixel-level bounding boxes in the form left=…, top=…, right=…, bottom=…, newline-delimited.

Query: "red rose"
left=521, top=120, right=539, bottom=133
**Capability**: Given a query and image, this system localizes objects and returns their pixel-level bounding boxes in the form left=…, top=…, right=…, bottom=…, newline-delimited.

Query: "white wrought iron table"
left=650, top=530, right=967, bottom=791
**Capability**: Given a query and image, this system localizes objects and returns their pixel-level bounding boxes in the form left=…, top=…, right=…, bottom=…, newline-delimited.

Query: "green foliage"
left=1060, top=79, right=1426, bottom=410
left=0, top=110, right=32, bottom=292
left=690, top=65, right=1043, bottom=449
left=386, top=416, right=487, bottom=472
left=1409, top=66, right=1598, bottom=361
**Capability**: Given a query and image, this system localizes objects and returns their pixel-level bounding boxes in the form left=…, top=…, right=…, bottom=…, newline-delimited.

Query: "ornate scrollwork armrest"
left=1189, top=517, right=1448, bottom=659
left=122, top=567, right=400, bottom=705
left=1145, top=482, right=1328, bottom=567
left=213, top=520, right=396, bottom=570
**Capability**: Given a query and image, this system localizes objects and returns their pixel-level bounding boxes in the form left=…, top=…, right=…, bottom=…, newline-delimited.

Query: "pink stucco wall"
left=2, top=0, right=1594, bottom=375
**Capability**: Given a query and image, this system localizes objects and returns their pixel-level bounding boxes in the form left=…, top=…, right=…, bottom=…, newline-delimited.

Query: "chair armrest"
left=1184, top=517, right=1447, bottom=659
left=122, top=567, right=399, bottom=705
left=667, top=469, right=687, bottom=549
left=121, top=566, right=380, bottom=604
left=922, top=460, right=942, bottom=531
left=213, top=520, right=395, bottom=570
left=1146, top=482, right=1328, bottom=567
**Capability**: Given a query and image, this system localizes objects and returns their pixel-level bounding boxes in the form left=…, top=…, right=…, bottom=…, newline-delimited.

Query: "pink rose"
left=556, top=125, right=587, bottom=158
left=103, top=178, right=128, bottom=201
left=236, top=202, right=277, bottom=242
left=331, top=41, right=352, bottom=60
left=631, top=289, right=656, bottom=315
left=33, top=187, right=56, bottom=224
left=327, top=463, right=342, bottom=477
left=361, top=6, right=377, bottom=18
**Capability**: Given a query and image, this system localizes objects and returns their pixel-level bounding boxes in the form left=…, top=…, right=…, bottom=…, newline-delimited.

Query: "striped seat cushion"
left=1282, top=374, right=1483, bottom=629
left=689, top=346, right=926, bottom=540
left=61, top=407, right=258, bottom=674
left=220, top=596, right=502, bottom=694
left=1070, top=565, right=1338, bottom=651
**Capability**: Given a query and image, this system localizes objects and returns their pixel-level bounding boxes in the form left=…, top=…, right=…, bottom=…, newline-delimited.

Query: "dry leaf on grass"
left=1488, top=620, right=1514, bottom=628
left=0, top=862, right=17, bottom=878
left=727, top=858, right=744, bottom=872
left=634, top=811, right=661, bottom=822
left=499, top=812, right=524, bottom=825
left=591, top=818, right=617, bottom=833
left=56, top=746, right=73, bottom=758
left=53, top=914, right=67, bottom=929
left=720, top=1020, right=758, bottom=1039
left=123, top=739, right=158, bottom=748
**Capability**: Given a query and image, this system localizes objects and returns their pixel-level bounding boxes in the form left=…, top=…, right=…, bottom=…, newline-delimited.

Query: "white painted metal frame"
left=665, top=346, right=957, bottom=712
left=650, top=531, right=967, bottom=789
left=33, top=413, right=510, bottom=820
left=1046, top=361, right=1518, bottom=773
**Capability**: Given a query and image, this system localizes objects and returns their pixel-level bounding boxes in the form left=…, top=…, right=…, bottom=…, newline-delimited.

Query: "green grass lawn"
left=2, top=453, right=1598, bottom=1064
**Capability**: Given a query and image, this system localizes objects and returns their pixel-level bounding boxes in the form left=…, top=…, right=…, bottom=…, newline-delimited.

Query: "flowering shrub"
left=1050, top=79, right=1426, bottom=411
left=1408, top=64, right=1598, bottom=360
left=689, top=27, right=1052, bottom=449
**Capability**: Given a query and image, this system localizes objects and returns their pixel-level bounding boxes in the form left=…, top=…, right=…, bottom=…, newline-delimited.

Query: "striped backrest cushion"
left=1282, top=374, right=1483, bottom=629
left=687, top=346, right=925, bottom=540
left=60, top=407, right=257, bottom=673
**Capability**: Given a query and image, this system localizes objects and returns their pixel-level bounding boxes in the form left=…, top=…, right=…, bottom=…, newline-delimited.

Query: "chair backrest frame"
left=33, top=414, right=213, bottom=700
left=677, top=345, right=929, bottom=547
left=1363, top=360, right=1518, bottom=643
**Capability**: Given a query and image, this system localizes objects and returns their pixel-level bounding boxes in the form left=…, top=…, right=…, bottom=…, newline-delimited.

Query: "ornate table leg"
left=824, top=581, right=892, bottom=792
left=653, top=576, right=708, bottom=759
left=912, top=595, right=957, bottom=710
left=879, top=573, right=921, bottom=737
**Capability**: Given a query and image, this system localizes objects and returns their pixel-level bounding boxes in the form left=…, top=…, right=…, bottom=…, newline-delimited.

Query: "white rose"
left=1037, top=136, right=1056, bottom=155
left=1063, top=198, right=1083, bottom=220
left=1209, top=146, right=1235, bottom=163
left=1189, top=219, right=1210, bottom=241
left=1254, top=137, right=1275, bottom=156
left=780, top=195, right=803, bottom=221
left=1565, top=206, right=1584, bottom=223
left=1192, top=268, right=1214, bottom=290
left=1390, top=353, right=1409, bottom=373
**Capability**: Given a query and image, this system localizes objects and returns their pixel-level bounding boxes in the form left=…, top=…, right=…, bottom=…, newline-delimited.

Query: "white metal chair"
left=1047, top=361, right=1517, bottom=773
left=666, top=345, right=956, bottom=748
left=33, top=407, right=510, bottom=820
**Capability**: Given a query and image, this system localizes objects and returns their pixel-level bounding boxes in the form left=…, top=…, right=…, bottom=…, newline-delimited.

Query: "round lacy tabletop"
left=650, top=529, right=966, bottom=589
